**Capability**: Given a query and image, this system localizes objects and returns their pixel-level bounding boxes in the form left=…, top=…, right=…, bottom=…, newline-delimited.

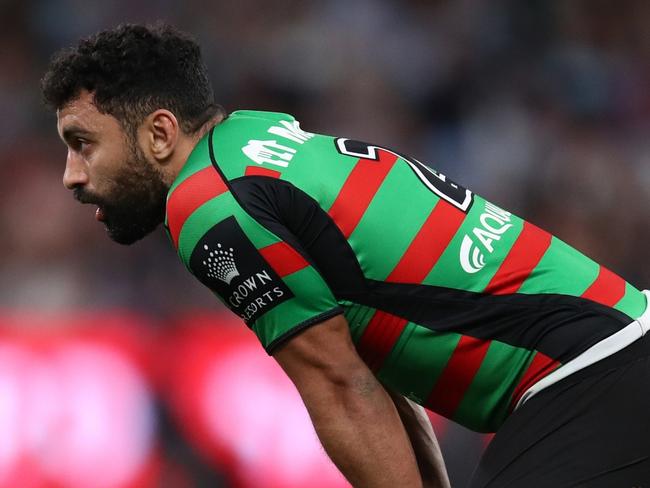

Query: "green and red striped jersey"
left=165, top=110, right=648, bottom=432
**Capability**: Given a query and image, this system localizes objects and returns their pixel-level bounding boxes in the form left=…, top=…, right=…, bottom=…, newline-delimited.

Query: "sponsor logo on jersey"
left=202, top=243, right=240, bottom=284
left=242, top=140, right=296, bottom=167
left=242, top=120, right=314, bottom=168
left=190, top=217, right=293, bottom=324
left=459, top=202, right=513, bottom=273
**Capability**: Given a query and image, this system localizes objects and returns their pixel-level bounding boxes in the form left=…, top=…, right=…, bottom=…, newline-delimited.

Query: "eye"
left=72, top=138, right=91, bottom=153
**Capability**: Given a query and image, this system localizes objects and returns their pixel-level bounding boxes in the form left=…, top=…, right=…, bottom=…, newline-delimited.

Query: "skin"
left=274, top=314, right=425, bottom=487
left=56, top=90, right=449, bottom=486
left=57, top=90, right=200, bottom=244
left=388, top=390, right=451, bottom=488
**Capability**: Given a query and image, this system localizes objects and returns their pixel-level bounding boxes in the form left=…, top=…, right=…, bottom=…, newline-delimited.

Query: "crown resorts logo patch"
left=190, top=217, right=293, bottom=325
left=203, top=243, right=240, bottom=284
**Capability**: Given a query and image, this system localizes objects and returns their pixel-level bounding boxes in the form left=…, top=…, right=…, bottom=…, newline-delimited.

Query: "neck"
left=165, top=112, right=226, bottom=186
left=194, top=110, right=225, bottom=141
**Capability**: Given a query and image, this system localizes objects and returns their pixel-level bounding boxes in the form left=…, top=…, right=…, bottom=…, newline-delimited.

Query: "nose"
left=62, top=150, right=89, bottom=190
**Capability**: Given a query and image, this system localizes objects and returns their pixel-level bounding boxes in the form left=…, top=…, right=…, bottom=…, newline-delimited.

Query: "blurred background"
left=1, top=0, right=649, bottom=486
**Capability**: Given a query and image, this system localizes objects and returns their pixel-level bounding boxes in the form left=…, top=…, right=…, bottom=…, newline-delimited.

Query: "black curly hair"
left=41, top=23, right=223, bottom=136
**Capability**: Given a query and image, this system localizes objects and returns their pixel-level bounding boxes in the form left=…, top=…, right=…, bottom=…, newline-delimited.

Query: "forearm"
left=301, top=368, right=423, bottom=487
left=388, top=390, right=450, bottom=488
left=274, top=315, right=423, bottom=487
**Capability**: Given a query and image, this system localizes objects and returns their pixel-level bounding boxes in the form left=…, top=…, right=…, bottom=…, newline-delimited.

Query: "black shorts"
left=469, top=333, right=650, bottom=488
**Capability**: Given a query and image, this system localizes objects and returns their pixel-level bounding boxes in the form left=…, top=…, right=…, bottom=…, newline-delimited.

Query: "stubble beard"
left=76, top=142, right=170, bottom=245
left=105, top=142, right=170, bottom=245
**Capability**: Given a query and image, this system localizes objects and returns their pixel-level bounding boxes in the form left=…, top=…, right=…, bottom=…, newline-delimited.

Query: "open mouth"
left=73, top=191, right=107, bottom=223
left=95, top=206, right=106, bottom=222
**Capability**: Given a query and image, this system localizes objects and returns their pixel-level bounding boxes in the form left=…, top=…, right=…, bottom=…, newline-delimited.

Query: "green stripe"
left=177, top=194, right=279, bottom=264
left=283, top=266, right=338, bottom=308
left=613, top=283, right=647, bottom=319
left=177, top=193, right=234, bottom=264
left=230, top=110, right=295, bottom=123
left=425, top=197, right=524, bottom=291
left=348, top=162, right=438, bottom=280
left=517, top=237, right=600, bottom=295
left=377, top=325, right=461, bottom=405
left=287, top=137, right=357, bottom=211
left=453, top=341, right=535, bottom=432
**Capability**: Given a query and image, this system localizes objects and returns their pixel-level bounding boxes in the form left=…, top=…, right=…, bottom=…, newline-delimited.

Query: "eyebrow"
left=61, top=125, right=93, bottom=145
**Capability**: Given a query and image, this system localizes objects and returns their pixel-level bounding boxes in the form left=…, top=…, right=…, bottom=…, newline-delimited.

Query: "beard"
left=75, top=143, right=170, bottom=245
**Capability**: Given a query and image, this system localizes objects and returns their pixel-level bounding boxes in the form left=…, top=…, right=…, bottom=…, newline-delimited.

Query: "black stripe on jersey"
left=229, top=175, right=633, bottom=363
left=230, top=176, right=368, bottom=296
left=359, top=280, right=631, bottom=363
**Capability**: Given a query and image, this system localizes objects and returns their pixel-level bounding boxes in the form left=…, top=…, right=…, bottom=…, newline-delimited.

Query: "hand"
left=387, top=390, right=451, bottom=488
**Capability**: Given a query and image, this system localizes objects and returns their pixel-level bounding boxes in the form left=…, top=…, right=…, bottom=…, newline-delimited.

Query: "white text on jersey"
left=242, top=120, right=314, bottom=168
left=460, top=202, right=513, bottom=274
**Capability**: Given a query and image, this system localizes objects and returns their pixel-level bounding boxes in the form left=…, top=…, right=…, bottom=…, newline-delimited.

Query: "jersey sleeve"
left=175, top=188, right=343, bottom=354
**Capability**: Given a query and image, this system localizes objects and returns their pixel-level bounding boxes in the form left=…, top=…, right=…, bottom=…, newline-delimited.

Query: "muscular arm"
left=273, top=314, right=428, bottom=487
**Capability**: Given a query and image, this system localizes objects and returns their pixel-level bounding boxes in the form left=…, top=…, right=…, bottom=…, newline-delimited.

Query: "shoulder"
left=211, top=111, right=320, bottom=180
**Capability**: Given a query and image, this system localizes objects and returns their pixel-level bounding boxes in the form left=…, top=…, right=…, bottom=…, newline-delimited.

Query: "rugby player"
left=42, top=24, right=650, bottom=487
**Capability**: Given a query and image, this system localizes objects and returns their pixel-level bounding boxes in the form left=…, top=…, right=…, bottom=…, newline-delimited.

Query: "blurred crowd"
left=1, top=0, right=649, bottom=486
left=2, top=0, right=649, bottom=311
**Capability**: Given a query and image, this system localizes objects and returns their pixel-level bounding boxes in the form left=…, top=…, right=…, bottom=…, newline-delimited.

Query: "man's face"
left=57, top=91, right=169, bottom=245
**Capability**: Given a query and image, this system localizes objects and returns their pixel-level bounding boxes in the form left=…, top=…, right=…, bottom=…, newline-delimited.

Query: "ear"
left=140, top=109, right=180, bottom=163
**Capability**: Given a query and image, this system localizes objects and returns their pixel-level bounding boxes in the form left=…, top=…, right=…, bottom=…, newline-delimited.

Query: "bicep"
left=273, top=314, right=374, bottom=393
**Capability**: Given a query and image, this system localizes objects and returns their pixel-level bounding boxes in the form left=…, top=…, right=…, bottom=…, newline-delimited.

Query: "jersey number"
left=335, top=138, right=473, bottom=212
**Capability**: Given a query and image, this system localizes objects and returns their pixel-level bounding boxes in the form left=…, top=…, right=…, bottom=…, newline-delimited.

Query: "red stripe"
left=245, top=166, right=282, bottom=178
left=356, top=311, right=409, bottom=372
left=425, top=336, right=491, bottom=419
left=484, top=222, right=552, bottom=295
left=580, top=266, right=626, bottom=307
left=328, top=151, right=398, bottom=238
left=509, top=352, right=560, bottom=410
left=387, top=202, right=465, bottom=283
left=258, top=242, right=309, bottom=278
left=167, top=167, right=228, bottom=248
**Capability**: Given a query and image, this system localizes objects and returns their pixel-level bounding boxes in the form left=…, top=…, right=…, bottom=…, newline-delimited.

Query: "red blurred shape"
left=162, top=313, right=351, bottom=488
left=0, top=312, right=159, bottom=488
